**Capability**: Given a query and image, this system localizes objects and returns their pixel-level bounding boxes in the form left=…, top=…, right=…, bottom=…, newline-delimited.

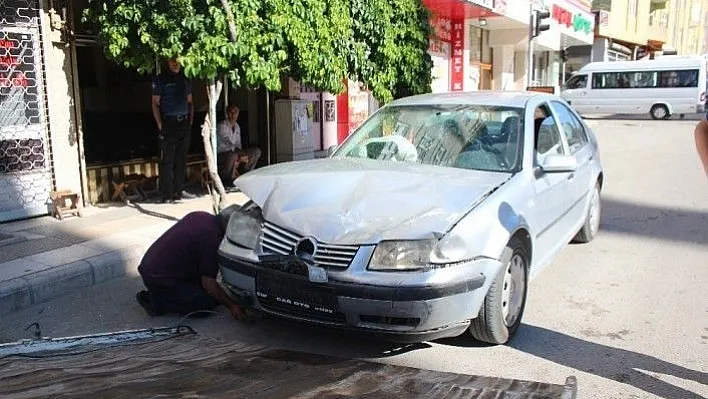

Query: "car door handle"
left=567, top=173, right=575, bottom=180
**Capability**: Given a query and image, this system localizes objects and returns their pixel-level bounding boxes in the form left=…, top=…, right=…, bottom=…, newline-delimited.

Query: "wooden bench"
left=50, top=190, right=83, bottom=220
left=111, top=173, right=150, bottom=203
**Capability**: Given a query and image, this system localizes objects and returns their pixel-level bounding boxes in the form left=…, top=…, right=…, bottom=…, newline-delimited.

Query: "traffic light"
left=533, top=9, right=551, bottom=38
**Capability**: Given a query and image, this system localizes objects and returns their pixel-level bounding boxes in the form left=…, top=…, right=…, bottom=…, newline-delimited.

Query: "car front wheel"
left=469, top=237, right=528, bottom=345
left=572, top=182, right=601, bottom=244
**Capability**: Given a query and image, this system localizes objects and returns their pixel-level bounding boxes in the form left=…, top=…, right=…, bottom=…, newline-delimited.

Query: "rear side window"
left=550, top=101, right=588, bottom=155
left=592, top=69, right=699, bottom=89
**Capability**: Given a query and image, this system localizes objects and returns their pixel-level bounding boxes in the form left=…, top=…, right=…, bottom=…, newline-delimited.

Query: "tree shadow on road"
left=508, top=324, right=707, bottom=399
left=599, top=196, right=708, bottom=245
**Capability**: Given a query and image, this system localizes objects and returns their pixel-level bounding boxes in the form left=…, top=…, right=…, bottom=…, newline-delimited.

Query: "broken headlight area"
left=225, top=203, right=263, bottom=249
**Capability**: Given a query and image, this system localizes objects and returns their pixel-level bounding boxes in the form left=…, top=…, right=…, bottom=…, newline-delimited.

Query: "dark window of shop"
left=469, top=27, right=492, bottom=65
left=469, top=26, right=492, bottom=90
left=592, top=69, right=699, bottom=89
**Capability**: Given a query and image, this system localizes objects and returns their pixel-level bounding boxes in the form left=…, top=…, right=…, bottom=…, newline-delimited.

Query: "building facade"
left=662, top=0, right=708, bottom=55
left=590, top=0, right=652, bottom=61
left=0, top=0, right=83, bottom=222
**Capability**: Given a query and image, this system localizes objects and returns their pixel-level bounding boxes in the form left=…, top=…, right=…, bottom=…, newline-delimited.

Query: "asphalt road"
left=1, top=118, right=707, bottom=399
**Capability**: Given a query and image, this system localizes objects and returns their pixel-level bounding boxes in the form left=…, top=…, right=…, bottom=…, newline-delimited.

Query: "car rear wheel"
left=469, top=237, right=528, bottom=345
left=572, top=183, right=601, bottom=244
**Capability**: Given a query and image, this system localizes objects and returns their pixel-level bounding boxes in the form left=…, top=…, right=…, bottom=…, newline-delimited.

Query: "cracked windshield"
left=336, top=105, right=524, bottom=172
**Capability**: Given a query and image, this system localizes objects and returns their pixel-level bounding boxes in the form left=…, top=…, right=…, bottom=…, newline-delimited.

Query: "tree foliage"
left=83, top=0, right=433, bottom=103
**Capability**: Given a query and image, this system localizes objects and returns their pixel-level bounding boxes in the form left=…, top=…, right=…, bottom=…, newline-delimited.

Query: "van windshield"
left=564, top=74, right=587, bottom=89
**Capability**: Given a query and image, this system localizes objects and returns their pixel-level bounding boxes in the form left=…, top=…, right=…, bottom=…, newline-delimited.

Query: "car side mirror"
left=541, top=154, right=577, bottom=173
left=326, top=144, right=338, bottom=157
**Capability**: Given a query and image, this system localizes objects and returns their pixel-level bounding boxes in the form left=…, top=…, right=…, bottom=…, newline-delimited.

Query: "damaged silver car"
left=218, top=92, right=603, bottom=344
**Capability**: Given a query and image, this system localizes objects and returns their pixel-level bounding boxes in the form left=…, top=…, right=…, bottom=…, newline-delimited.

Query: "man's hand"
left=229, top=304, right=248, bottom=321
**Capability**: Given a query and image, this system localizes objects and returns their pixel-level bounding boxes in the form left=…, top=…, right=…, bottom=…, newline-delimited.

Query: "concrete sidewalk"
left=0, top=192, right=249, bottom=319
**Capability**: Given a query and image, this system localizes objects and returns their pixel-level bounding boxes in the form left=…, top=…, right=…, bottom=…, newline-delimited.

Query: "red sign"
left=552, top=5, right=573, bottom=27
left=449, top=19, right=464, bottom=92
left=430, top=15, right=452, bottom=43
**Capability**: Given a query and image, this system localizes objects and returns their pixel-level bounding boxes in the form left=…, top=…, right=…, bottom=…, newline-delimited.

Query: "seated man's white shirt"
left=217, top=119, right=242, bottom=153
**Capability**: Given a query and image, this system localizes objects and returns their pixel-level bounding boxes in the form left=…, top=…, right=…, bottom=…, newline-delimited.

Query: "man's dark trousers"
left=142, top=277, right=219, bottom=316
left=160, top=116, right=191, bottom=201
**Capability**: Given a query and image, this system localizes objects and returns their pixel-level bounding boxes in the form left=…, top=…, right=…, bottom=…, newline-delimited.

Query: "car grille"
left=260, top=221, right=359, bottom=269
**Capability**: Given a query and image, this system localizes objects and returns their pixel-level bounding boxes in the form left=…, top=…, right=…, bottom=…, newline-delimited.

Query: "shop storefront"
left=550, top=0, right=595, bottom=82
left=523, top=0, right=594, bottom=89
left=424, top=0, right=536, bottom=93
left=424, top=0, right=504, bottom=93
left=0, top=0, right=53, bottom=222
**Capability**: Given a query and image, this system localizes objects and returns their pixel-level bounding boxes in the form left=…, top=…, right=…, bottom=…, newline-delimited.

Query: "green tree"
left=349, top=0, right=433, bottom=103
left=83, top=0, right=433, bottom=208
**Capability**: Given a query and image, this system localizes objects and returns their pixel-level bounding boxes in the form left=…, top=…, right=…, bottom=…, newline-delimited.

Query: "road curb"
left=0, top=244, right=147, bottom=319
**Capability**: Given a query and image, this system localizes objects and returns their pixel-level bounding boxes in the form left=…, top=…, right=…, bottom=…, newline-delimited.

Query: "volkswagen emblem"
left=294, top=237, right=318, bottom=261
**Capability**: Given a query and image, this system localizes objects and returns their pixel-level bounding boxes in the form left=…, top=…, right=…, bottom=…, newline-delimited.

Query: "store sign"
left=552, top=4, right=592, bottom=34
left=430, top=15, right=452, bottom=42
left=449, top=19, right=464, bottom=92
left=598, top=10, right=610, bottom=26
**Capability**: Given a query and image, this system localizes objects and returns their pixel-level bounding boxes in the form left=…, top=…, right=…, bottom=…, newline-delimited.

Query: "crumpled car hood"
left=235, top=157, right=510, bottom=245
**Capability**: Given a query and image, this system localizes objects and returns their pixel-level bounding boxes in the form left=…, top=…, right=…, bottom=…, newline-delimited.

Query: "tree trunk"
left=202, top=79, right=227, bottom=212
left=220, top=0, right=238, bottom=43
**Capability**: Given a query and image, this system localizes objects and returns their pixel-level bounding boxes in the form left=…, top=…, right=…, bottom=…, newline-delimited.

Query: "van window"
left=565, top=74, right=587, bottom=89
left=592, top=69, right=699, bottom=89
left=657, top=70, right=699, bottom=87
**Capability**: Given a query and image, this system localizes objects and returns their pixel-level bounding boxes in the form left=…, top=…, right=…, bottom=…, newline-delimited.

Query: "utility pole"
left=527, top=2, right=551, bottom=88
left=527, top=1, right=534, bottom=88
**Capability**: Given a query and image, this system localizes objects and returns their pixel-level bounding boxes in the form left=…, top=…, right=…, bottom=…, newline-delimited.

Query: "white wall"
left=592, top=37, right=609, bottom=62
left=40, top=3, right=83, bottom=198
left=492, top=45, right=517, bottom=90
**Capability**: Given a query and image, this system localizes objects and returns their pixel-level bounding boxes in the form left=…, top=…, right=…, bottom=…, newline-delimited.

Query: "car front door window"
left=533, top=104, right=566, bottom=162
left=550, top=101, right=589, bottom=155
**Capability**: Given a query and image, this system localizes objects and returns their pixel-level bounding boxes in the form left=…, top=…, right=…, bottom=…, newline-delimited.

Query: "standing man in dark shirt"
left=136, top=206, right=247, bottom=320
left=152, top=58, right=194, bottom=203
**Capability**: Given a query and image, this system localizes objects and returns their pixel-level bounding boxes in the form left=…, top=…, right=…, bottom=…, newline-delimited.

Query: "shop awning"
left=422, top=0, right=501, bottom=19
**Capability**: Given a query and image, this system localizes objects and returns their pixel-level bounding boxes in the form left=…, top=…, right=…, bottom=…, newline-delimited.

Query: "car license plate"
left=256, top=274, right=338, bottom=315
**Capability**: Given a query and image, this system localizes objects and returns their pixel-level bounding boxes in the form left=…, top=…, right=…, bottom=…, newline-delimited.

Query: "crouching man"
left=136, top=205, right=247, bottom=320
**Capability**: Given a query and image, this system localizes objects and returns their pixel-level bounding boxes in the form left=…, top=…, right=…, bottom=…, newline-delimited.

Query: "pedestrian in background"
left=151, top=57, right=194, bottom=203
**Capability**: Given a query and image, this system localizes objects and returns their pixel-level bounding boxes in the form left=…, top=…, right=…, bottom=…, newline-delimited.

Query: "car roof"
left=388, top=91, right=557, bottom=108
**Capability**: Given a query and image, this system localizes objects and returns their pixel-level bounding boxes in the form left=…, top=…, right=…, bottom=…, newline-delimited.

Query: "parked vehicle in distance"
left=218, top=91, right=604, bottom=345
left=561, top=56, right=707, bottom=119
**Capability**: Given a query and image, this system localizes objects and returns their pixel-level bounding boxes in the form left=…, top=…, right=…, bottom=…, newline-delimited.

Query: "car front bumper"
left=218, top=240, right=502, bottom=343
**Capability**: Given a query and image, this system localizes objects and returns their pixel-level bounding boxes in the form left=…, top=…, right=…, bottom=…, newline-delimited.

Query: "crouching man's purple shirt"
left=138, top=211, right=224, bottom=286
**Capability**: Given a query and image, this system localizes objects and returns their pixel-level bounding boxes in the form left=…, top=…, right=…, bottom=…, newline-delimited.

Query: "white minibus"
left=560, top=56, right=706, bottom=119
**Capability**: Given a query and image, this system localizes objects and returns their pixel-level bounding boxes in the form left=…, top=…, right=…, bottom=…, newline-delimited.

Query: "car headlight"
left=430, top=234, right=469, bottom=264
left=368, top=240, right=436, bottom=271
left=225, top=210, right=262, bottom=249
